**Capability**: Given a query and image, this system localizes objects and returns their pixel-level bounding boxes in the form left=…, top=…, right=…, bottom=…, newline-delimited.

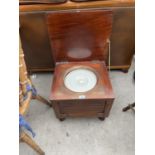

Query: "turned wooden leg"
left=122, top=103, right=135, bottom=112
left=98, top=117, right=105, bottom=121
left=35, top=95, right=52, bottom=107
left=20, top=132, right=45, bottom=155
left=122, top=68, right=129, bottom=73
left=59, top=117, right=66, bottom=121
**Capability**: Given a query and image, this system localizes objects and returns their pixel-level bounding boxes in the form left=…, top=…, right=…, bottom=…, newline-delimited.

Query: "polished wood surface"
left=20, top=0, right=134, bottom=12
left=52, top=99, right=113, bottom=120
left=19, top=13, right=55, bottom=71
left=47, top=9, right=112, bottom=63
left=20, top=6, right=134, bottom=72
left=48, top=9, right=114, bottom=120
left=50, top=62, right=114, bottom=100
left=50, top=62, right=114, bottom=120
left=71, top=0, right=110, bottom=2
left=110, top=7, right=134, bottom=68
left=20, top=0, right=67, bottom=5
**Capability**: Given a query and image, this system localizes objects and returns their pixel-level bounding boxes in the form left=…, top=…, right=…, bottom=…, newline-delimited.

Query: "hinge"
left=56, top=61, right=69, bottom=65
left=91, top=60, right=104, bottom=63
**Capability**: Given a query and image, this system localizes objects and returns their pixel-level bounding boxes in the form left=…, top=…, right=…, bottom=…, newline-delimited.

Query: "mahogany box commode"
left=47, top=9, right=115, bottom=121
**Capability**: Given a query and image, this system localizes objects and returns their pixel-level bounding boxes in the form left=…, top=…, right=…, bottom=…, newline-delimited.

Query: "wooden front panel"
left=110, top=7, right=135, bottom=67
left=20, top=12, right=55, bottom=71
left=20, top=7, right=134, bottom=72
left=58, top=100, right=106, bottom=117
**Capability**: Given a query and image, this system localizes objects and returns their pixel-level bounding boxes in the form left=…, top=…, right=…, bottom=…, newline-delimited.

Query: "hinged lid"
left=47, top=9, right=113, bottom=64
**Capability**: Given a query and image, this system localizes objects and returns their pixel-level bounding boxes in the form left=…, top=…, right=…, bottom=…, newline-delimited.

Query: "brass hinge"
left=56, top=61, right=69, bottom=65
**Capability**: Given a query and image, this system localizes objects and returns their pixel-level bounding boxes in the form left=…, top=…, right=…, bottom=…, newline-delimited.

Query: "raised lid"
left=47, top=9, right=113, bottom=63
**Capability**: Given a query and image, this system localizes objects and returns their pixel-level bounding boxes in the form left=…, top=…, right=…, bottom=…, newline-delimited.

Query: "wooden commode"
left=47, top=9, right=115, bottom=121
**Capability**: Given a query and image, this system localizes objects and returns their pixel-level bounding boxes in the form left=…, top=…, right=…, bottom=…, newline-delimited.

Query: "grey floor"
left=20, top=60, right=135, bottom=155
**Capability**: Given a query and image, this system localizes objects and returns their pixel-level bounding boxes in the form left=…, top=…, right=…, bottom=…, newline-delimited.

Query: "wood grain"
left=47, top=9, right=113, bottom=63
left=20, top=7, right=134, bottom=72
left=50, top=62, right=114, bottom=120
left=20, top=132, right=45, bottom=155
left=50, top=62, right=114, bottom=100
left=20, top=0, right=135, bottom=12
